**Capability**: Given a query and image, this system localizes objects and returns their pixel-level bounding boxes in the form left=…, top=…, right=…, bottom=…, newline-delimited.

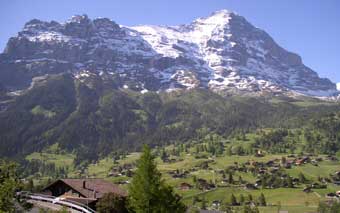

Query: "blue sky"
left=0, top=0, right=339, bottom=82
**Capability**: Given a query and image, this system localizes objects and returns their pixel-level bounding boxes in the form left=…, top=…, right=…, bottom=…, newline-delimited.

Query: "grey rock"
left=0, top=10, right=337, bottom=98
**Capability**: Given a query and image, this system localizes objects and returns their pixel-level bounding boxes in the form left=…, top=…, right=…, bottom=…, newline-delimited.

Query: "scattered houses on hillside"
left=197, top=178, right=216, bottom=191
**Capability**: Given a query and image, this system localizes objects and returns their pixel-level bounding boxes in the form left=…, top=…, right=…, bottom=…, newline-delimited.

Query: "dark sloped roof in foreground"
left=44, top=178, right=127, bottom=198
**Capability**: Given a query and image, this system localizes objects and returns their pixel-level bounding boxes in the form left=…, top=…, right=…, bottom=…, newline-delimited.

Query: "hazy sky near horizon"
left=0, top=0, right=339, bottom=82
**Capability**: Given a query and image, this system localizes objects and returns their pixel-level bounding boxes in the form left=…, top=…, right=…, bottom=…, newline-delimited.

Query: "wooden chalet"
left=179, top=182, right=193, bottom=190
left=303, top=186, right=312, bottom=193
left=42, top=179, right=127, bottom=209
left=197, top=178, right=215, bottom=190
left=295, top=158, right=305, bottom=166
left=211, top=200, right=221, bottom=209
left=326, top=192, right=339, bottom=199
left=244, top=183, right=257, bottom=190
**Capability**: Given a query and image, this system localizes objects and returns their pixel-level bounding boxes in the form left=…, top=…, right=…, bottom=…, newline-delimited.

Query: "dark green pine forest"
left=1, top=73, right=340, bottom=164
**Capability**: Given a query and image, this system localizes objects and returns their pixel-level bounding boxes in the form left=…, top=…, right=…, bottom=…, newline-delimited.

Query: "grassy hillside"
left=23, top=134, right=340, bottom=212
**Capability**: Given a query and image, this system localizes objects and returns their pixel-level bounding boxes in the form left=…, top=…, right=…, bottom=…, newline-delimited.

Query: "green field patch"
left=31, top=105, right=56, bottom=118
left=26, top=152, right=75, bottom=168
left=182, top=187, right=320, bottom=209
left=286, top=160, right=340, bottom=180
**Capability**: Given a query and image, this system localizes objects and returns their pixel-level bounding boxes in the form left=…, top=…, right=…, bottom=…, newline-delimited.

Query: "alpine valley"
left=3, top=7, right=340, bottom=213
left=1, top=10, right=340, bottom=161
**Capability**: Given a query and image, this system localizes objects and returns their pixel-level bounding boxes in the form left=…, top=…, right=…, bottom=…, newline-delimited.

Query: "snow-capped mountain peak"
left=0, top=10, right=338, bottom=98
left=67, top=14, right=89, bottom=23
left=193, top=9, right=232, bottom=29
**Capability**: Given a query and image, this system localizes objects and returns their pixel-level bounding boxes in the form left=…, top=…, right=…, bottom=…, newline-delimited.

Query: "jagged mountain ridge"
left=0, top=10, right=338, bottom=98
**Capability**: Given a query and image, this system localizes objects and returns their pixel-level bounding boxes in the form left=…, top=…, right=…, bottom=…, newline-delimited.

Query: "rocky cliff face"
left=0, top=10, right=338, bottom=98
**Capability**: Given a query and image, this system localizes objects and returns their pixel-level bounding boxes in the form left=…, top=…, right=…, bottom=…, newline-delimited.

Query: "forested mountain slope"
left=1, top=73, right=339, bottom=161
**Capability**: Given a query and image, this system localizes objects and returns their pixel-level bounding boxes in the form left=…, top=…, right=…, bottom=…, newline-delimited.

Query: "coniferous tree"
left=261, top=178, right=266, bottom=189
left=239, top=194, right=245, bottom=205
left=299, top=172, right=307, bottom=184
left=222, top=172, right=226, bottom=179
left=287, top=176, right=294, bottom=188
left=161, top=148, right=168, bottom=162
left=238, top=176, right=243, bottom=184
left=226, top=146, right=232, bottom=156
left=96, top=193, right=128, bottom=213
left=230, top=193, right=238, bottom=206
left=228, top=172, right=234, bottom=184
left=200, top=197, right=207, bottom=210
left=128, top=145, right=186, bottom=213
left=248, top=194, right=253, bottom=202
left=258, top=193, right=266, bottom=206
left=0, top=160, right=19, bottom=213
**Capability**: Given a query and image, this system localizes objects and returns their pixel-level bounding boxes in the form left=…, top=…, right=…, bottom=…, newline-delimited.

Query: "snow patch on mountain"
left=337, top=83, right=340, bottom=91
left=1, top=10, right=338, bottom=99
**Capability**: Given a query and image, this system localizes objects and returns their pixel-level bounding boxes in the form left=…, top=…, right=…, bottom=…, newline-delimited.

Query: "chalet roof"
left=296, top=159, right=304, bottom=163
left=44, top=179, right=127, bottom=199
left=180, top=182, right=192, bottom=187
